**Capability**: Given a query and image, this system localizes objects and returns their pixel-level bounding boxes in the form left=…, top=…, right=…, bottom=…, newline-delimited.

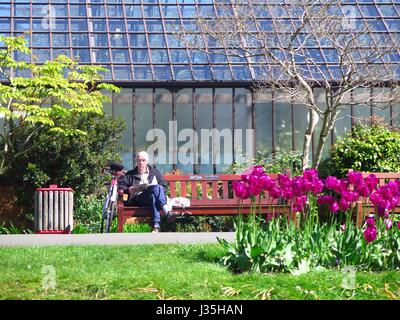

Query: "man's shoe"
left=152, top=227, right=160, bottom=233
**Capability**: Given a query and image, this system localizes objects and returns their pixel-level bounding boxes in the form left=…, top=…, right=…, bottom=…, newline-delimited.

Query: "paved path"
left=0, top=232, right=235, bottom=247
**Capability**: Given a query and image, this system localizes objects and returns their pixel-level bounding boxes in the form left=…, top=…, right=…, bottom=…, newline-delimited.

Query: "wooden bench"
left=117, top=173, right=293, bottom=232
left=356, top=172, right=400, bottom=224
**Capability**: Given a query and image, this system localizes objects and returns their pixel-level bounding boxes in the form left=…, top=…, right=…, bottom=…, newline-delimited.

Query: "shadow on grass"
left=176, top=244, right=226, bottom=265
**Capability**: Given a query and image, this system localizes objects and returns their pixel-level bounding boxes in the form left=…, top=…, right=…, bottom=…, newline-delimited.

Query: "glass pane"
left=255, top=90, right=273, bottom=154
left=0, top=4, right=10, bottom=17
left=98, top=65, right=112, bottom=80
left=293, top=103, right=308, bottom=153
left=359, top=5, right=380, bottom=17
left=192, top=65, right=212, bottom=80
left=89, top=5, right=105, bottom=17
left=371, top=88, right=391, bottom=122
left=127, top=20, right=145, bottom=31
left=180, top=5, right=197, bottom=17
left=133, top=66, right=153, bottom=80
left=274, top=91, right=292, bottom=153
left=14, top=19, right=30, bottom=31
left=170, top=49, right=189, bottom=63
left=235, top=88, right=254, bottom=166
left=367, top=19, right=387, bottom=31
left=132, top=49, right=149, bottom=63
left=32, top=49, right=51, bottom=63
left=378, top=5, right=397, bottom=16
left=130, top=34, right=147, bottom=47
left=115, top=89, right=134, bottom=170
left=110, top=34, right=127, bottom=47
left=173, top=66, right=192, bottom=80
left=107, top=4, right=123, bottom=16
left=135, top=89, right=153, bottom=162
left=70, top=4, right=87, bottom=16
left=15, top=68, right=31, bottom=78
left=54, top=5, right=68, bottom=16
left=91, top=20, right=107, bottom=32
left=153, top=89, right=172, bottom=172
left=164, top=19, right=180, bottom=32
left=215, top=88, right=233, bottom=172
left=143, top=5, right=161, bottom=18
left=146, top=20, right=163, bottom=32
left=14, top=50, right=30, bottom=62
left=32, top=33, right=50, bottom=47
left=112, top=49, right=130, bottom=63
left=91, top=33, right=108, bottom=47
left=232, top=65, right=252, bottom=80
left=151, top=49, right=169, bottom=63
left=195, top=88, right=213, bottom=173
left=33, top=18, right=53, bottom=31
left=190, top=51, right=208, bottom=63
left=210, top=51, right=228, bottom=63
left=53, top=48, right=71, bottom=58
left=108, top=20, right=125, bottom=32
left=148, top=34, right=166, bottom=47
left=386, top=19, right=400, bottom=31
left=71, top=19, right=87, bottom=31
left=73, top=48, right=91, bottom=63
left=54, top=19, right=69, bottom=32
left=0, top=18, right=10, bottom=31
left=125, top=5, right=142, bottom=18
left=154, top=66, right=172, bottom=80
left=176, top=89, right=194, bottom=173
left=212, top=66, right=232, bottom=80
left=71, top=33, right=89, bottom=47
left=162, top=5, right=179, bottom=18
left=166, top=34, right=185, bottom=47
left=92, top=49, right=110, bottom=63
left=14, top=4, right=30, bottom=17
left=114, top=66, right=132, bottom=80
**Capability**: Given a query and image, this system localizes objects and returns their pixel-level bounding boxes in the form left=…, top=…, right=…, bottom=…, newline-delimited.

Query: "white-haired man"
left=118, top=151, right=175, bottom=232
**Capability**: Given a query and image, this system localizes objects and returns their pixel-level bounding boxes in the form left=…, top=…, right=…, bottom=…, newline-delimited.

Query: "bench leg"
left=117, top=203, right=124, bottom=233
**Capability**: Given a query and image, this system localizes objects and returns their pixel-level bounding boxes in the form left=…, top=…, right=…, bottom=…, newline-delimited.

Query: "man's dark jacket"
left=118, top=165, right=167, bottom=204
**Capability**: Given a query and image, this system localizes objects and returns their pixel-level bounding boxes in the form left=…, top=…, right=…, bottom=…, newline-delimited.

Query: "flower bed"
left=218, top=167, right=400, bottom=273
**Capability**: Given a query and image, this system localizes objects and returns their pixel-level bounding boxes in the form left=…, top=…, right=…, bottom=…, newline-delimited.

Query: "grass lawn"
left=0, top=244, right=399, bottom=300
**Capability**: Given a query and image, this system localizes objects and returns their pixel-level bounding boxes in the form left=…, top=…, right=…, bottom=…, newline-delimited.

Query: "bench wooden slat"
left=170, top=182, right=177, bottom=198
left=212, top=181, right=218, bottom=199
left=222, top=181, right=229, bottom=199
left=190, top=181, right=197, bottom=200
left=181, top=181, right=187, bottom=198
left=201, top=181, right=208, bottom=200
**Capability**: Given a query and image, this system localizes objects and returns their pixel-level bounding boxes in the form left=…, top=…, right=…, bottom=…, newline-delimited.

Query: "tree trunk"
left=302, top=108, right=319, bottom=170
left=313, top=108, right=340, bottom=168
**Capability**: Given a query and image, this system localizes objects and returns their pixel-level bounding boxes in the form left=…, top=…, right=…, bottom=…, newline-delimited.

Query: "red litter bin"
left=34, top=185, right=74, bottom=234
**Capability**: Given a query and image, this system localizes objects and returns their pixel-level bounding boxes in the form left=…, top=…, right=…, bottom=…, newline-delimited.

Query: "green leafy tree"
left=0, top=36, right=120, bottom=175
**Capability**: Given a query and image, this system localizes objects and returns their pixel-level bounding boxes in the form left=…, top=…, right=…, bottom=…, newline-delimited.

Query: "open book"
left=134, top=176, right=158, bottom=192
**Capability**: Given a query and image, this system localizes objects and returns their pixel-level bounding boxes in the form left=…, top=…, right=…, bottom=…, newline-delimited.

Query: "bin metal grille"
left=34, top=185, right=74, bottom=234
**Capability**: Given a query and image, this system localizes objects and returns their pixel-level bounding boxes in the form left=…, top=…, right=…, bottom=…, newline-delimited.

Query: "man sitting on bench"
left=118, top=151, right=177, bottom=233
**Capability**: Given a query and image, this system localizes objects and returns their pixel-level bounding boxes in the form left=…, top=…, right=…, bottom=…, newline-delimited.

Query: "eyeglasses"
left=136, top=159, right=147, bottom=163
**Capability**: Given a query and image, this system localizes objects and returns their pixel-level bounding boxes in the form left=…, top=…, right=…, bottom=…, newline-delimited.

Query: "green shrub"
left=123, top=223, right=152, bottom=233
left=224, top=150, right=302, bottom=176
left=161, top=215, right=235, bottom=232
left=0, top=221, right=32, bottom=234
left=1, top=112, right=125, bottom=208
left=73, top=194, right=105, bottom=233
left=323, top=122, right=400, bottom=177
